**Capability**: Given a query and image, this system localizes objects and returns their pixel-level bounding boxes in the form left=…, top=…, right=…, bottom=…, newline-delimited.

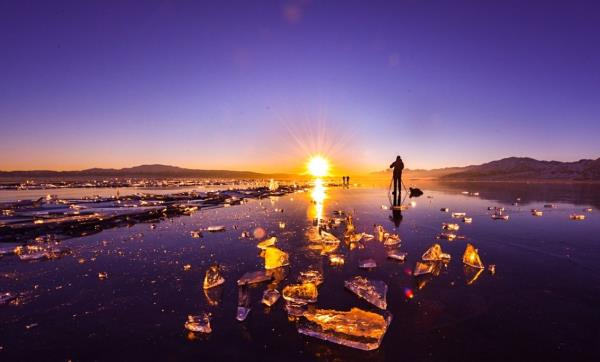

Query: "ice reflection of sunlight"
left=310, top=178, right=326, bottom=222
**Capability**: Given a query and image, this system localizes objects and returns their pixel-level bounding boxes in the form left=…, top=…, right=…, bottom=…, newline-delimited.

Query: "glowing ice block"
left=203, top=264, right=225, bottom=289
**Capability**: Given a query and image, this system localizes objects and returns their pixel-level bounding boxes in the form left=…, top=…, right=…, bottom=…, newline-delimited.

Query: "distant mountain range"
left=375, top=157, right=600, bottom=181
left=0, top=164, right=290, bottom=179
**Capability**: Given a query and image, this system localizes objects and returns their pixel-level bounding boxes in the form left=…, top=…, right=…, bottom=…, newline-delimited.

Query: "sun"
left=307, top=155, right=330, bottom=177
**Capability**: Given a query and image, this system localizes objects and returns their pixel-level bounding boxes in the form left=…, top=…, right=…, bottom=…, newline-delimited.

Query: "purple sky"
left=1, top=0, right=599, bottom=173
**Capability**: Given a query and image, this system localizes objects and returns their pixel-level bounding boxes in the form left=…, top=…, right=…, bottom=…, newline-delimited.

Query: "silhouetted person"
left=390, top=155, right=404, bottom=205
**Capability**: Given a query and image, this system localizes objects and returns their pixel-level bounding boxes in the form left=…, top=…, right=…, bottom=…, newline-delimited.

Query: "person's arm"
left=400, top=160, right=404, bottom=170
left=389, top=161, right=395, bottom=168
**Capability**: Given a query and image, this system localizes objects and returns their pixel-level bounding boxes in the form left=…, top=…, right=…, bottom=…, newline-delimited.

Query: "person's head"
left=396, top=155, right=401, bottom=161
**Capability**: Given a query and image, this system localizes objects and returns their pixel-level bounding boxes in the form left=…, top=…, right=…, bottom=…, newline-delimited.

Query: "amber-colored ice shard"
left=442, top=223, right=460, bottom=231
left=206, top=225, right=225, bottom=232
left=297, top=307, right=392, bottom=351
left=203, top=264, right=225, bottom=289
left=421, top=243, right=450, bottom=261
left=237, top=270, right=272, bottom=286
left=344, top=276, right=388, bottom=310
left=383, top=234, right=400, bottom=246
left=298, top=270, right=324, bottom=286
left=236, top=286, right=251, bottom=321
left=413, top=261, right=435, bottom=276
left=282, top=282, right=318, bottom=304
left=462, top=243, right=484, bottom=269
left=329, top=253, right=345, bottom=266
left=387, top=249, right=407, bottom=261
left=264, top=247, right=289, bottom=269
left=570, top=214, right=585, bottom=220
left=185, top=313, right=211, bottom=333
left=262, top=288, right=281, bottom=307
left=375, top=225, right=385, bottom=241
left=257, top=236, right=277, bottom=250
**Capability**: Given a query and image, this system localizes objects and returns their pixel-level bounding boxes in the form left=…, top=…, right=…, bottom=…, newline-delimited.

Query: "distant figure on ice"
left=389, top=155, right=404, bottom=205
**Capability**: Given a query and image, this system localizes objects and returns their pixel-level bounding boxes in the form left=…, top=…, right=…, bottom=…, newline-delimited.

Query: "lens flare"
left=307, top=156, right=330, bottom=177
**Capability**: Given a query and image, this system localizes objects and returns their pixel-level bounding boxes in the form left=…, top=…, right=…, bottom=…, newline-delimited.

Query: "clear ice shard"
left=203, top=264, right=225, bottom=289
left=387, top=249, right=407, bottom=261
left=422, top=243, right=451, bottom=261
left=236, top=286, right=251, bottom=321
left=257, top=236, right=277, bottom=250
left=344, top=276, right=388, bottom=310
left=184, top=313, right=212, bottom=333
left=297, top=307, right=392, bottom=351
left=282, top=282, right=318, bottom=304
left=264, top=247, right=289, bottom=269
left=359, top=258, right=377, bottom=269
left=261, top=288, right=281, bottom=307
left=237, top=270, right=272, bottom=286
left=413, top=261, right=435, bottom=276
left=297, top=270, right=324, bottom=286
left=206, top=225, right=226, bottom=232
left=1, top=292, right=16, bottom=305
left=462, top=243, right=484, bottom=269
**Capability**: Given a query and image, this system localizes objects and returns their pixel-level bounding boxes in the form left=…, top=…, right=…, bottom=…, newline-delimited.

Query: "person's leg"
left=393, top=178, right=399, bottom=205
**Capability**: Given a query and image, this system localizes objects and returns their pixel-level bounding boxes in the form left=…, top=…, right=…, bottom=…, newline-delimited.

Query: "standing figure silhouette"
left=389, top=155, right=404, bottom=206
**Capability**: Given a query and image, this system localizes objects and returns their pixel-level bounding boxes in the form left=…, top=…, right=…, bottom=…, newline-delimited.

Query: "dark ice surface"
left=1, top=181, right=600, bottom=361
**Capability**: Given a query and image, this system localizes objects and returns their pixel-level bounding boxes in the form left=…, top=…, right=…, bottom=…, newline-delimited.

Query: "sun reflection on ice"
left=310, top=178, right=326, bottom=223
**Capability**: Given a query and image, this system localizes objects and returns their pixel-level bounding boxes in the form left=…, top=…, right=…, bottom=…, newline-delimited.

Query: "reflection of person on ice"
left=389, top=155, right=404, bottom=205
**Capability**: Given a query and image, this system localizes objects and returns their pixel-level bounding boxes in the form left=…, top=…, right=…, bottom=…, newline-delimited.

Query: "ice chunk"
left=257, top=236, right=277, bottom=250
left=206, top=225, right=225, bottom=232
left=437, top=232, right=457, bottom=241
left=383, top=234, right=401, bottom=246
left=451, top=212, right=466, bottom=218
left=358, top=258, right=377, bottom=269
left=264, top=247, right=289, bottom=269
left=531, top=209, right=543, bottom=216
left=488, top=264, right=496, bottom=275
left=344, top=276, right=388, bottom=310
left=98, top=272, right=108, bottom=280
left=375, top=225, right=384, bottom=241
left=570, top=214, right=585, bottom=220
left=421, top=243, right=450, bottom=261
left=203, top=264, right=225, bottom=289
left=491, top=213, right=509, bottom=220
left=462, top=217, right=473, bottom=223
left=203, top=286, right=223, bottom=306
left=190, top=230, right=203, bottom=238
left=362, top=233, right=375, bottom=241
left=237, top=270, right=273, bottom=286
left=184, top=313, right=211, bottom=333
left=464, top=266, right=484, bottom=285
left=347, top=233, right=363, bottom=243
left=442, top=223, right=460, bottom=231
left=298, top=307, right=392, bottom=351
left=297, top=270, right=324, bottom=286
left=183, top=264, right=192, bottom=271
left=282, top=282, right=318, bottom=304
left=236, top=286, right=251, bottom=321
left=413, top=261, right=435, bottom=276
left=328, top=253, right=345, bottom=266
left=462, top=243, right=484, bottom=269
left=387, top=249, right=407, bottom=261
left=262, top=289, right=281, bottom=307
left=1, top=292, right=16, bottom=306
left=440, top=208, right=449, bottom=212
left=19, top=251, right=48, bottom=261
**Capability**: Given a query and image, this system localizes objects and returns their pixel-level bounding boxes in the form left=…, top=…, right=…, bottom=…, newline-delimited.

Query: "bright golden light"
left=307, top=156, right=330, bottom=177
